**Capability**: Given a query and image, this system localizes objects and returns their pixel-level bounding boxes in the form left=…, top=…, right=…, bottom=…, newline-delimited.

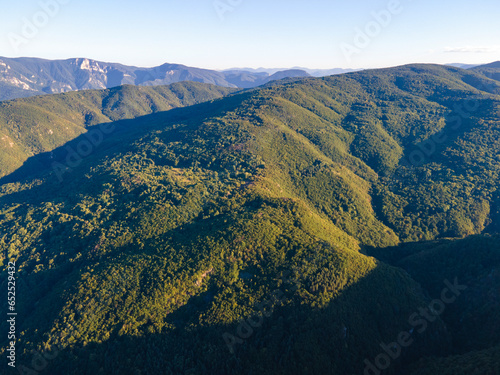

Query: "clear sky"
left=1, top=0, right=499, bottom=70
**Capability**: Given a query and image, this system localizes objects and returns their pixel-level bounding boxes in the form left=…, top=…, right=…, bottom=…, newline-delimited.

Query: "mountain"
left=0, top=81, right=236, bottom=178
left=446, top=63, right=481, bottom=69
left=474, top=61, right=500, bottom=69
left=0, top=57, right=311, bottom=101
left=1, top=63, right=500, bottom=374
left=265, top=69, right=310, bottom=82
left=222, top=66, right=358, bottom=77
left=470, top=61, right=500, bottom=82
left=217, top=69, right=310, bottom=89
left=295, top=67, right=360, bottom=77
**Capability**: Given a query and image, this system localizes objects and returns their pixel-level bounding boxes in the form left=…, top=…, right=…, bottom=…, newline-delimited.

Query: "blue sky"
left=1, top=0, right=499, bottom=69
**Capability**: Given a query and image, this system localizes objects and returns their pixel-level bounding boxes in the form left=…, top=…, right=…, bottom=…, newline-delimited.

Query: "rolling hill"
left=0, top=81, right=236, bottom=178
left=1, top=63, right=500, bottom=374
left=471, top=61, right=500, bottom=83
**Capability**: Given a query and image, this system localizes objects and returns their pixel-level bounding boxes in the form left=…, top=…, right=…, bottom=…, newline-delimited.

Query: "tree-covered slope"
left=0, top=81, right=235, bottom=178
left=1, top=63, right=500, bottom=374
left=471, top=61, right=500, bottom=83
left=368, top=234, right=500, bottom=373
left=0, top=89, right=447, bottom=375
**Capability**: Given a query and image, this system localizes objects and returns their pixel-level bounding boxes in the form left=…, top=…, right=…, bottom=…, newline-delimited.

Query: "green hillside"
left=1, top=64, right=500, bottom=374
left=472, top=61, right=500, bottom=83
left=0, top=81, right=235, bottom=178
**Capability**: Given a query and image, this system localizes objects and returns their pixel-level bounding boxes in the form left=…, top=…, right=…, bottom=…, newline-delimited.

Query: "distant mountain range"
left=221, top=66, right=359, bottom=77
left=0, top=57, right=316, bottom=101
left=2, top=57, right=496, bottom=103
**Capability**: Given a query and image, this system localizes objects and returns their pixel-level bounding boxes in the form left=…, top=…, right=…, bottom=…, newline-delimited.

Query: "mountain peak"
left=0, top=57, right=324, bottom=101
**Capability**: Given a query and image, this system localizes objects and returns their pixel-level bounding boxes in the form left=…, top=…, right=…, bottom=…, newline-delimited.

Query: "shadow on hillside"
left=364, top=235, right=500, bottom=355
left=361, top=239, right=457, bottom=264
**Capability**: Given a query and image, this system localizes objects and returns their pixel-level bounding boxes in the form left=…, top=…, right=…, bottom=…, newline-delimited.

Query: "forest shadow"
left=9, top=263, right=452, bottom=375
left=364, top=235, right=500, bottom=355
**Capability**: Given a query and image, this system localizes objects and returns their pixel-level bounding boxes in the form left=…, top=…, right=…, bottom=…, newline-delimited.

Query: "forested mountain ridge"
left=0, top=81, right=236, bottom=178
left=1, top=63, right=500, bottom=374
left=471, top=61, right=500, bottom=83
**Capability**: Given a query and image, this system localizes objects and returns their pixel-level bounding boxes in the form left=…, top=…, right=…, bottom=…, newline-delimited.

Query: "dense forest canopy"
left=1, top=63, right=500, bottom=374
